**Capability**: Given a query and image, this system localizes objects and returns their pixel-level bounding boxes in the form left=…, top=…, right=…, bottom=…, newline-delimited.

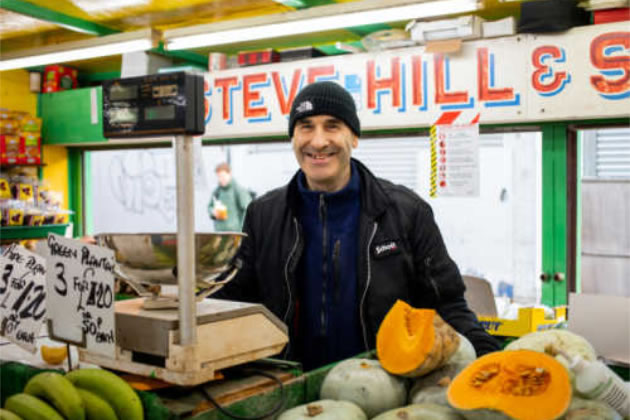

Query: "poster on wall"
left=430, top=123, right=480, bottom=197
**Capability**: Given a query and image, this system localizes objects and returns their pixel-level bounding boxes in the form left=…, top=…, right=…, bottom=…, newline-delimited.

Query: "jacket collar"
left=287, top=158, right=390, bottom=219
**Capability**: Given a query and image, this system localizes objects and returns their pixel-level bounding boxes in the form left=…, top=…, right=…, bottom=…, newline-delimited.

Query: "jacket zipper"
left=360, top=222, right=378, bottom=352
left=424, top=256, right=441, bottom=301
left=332, top=239, right=341, bottom=304
left=319, top=194, right=328, bottom=336
left=282, top=217, right=300, bottom=358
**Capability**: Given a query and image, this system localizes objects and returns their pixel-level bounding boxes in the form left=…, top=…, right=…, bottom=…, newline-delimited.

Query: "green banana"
left=4, top=394, right=64, bottom=420
left=76, top=389, right=118, bottom=420
left=0, top=408, right=24, bottom=420
left=66, top=369, right=143, bottom=420
left=23, top=372, right=85, bottom=420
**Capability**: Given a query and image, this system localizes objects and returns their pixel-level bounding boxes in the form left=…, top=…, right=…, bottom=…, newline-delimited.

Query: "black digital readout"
left=145, top=105, right=175, bottom=120
left=109, top=84, right=138, bottom=101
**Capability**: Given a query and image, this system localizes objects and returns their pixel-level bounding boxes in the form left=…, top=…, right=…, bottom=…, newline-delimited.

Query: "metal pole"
left=175, top=135, right=196, bottom=346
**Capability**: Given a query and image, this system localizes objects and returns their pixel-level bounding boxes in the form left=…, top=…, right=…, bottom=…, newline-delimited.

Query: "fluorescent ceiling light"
left=165, top=0, right=480, bottom=50
left=0, top=29, right=159, bottom=71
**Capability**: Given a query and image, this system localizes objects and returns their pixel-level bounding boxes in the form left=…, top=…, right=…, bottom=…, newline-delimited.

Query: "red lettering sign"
left=243, top=73, right=268, bottom=119
left=214, top=77, right=239, bottom=121
left=307, top=65, right=335, bottom=84
left=367, top=58, right=401, bottom=110
left=590, top=32, right=630, bottom=98
left=434, top=54, right=468, bottom=105
left=272, top=69, right=302, bottom=115
left=531, top=46, right=571, bottom=96
left=478, top=48, right=515, bottom=101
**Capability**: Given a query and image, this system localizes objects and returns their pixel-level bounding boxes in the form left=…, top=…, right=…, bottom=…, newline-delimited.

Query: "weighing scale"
left=74, top=72, right=288, bottom=386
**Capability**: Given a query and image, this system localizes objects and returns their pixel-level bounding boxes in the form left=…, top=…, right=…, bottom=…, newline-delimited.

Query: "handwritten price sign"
left=0, top=244, right=47, bottom=353
left=43, top=234, right=116, bottom=357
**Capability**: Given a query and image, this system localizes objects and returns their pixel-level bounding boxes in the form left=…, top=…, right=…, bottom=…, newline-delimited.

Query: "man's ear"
left=352, top=135, right=359, bottom=149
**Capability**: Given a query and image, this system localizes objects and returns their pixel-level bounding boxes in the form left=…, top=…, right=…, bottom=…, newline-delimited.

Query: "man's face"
left=216, top=170, right=231, bottom=187
left=292, top=115, right=358, bottom=192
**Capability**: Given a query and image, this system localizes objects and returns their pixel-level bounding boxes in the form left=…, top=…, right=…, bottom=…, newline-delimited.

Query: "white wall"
left=89, top=132, right=541, bottom=303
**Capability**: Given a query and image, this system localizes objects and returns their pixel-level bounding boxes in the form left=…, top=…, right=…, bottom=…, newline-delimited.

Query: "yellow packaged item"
left=0, top=119, right=20, bottom=135
left=8, top=208, right=24, bottom=225
left=21, top=116, right=41, bottom=132
left=0, top=177, right=10, bottom=199
left=18, top=182, right=34, bottom=203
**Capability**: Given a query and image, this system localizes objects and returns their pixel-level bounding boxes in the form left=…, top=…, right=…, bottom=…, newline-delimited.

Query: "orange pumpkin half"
left=376, top=300, right=460, bottom=377
left=447, top=349, right=572, bottom=420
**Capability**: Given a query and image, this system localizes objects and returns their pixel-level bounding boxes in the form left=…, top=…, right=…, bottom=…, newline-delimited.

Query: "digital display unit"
left=102, top=72, right=205, bottom=138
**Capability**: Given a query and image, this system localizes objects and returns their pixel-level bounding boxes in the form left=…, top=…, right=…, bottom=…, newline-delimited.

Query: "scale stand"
left=78, top=73, right=288, bottom=385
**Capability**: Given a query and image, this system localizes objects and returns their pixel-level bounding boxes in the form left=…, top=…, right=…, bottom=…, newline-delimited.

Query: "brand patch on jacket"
left=373, top=240, right=400, bottom=258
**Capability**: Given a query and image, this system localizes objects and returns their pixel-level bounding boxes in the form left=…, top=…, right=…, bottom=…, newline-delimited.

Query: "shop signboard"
left=202, top=21, right=629, bottom=139
left=0, top=244, right=46, bottom=353
left=42, top=234, right=116, bottom=357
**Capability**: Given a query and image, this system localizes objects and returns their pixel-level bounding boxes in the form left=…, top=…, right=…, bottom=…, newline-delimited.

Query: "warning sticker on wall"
left=430, top=123, right=480, bottom=197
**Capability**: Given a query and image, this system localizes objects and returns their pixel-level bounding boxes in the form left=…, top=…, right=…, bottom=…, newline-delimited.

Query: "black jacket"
left=215, top=158, right=500, bottom=360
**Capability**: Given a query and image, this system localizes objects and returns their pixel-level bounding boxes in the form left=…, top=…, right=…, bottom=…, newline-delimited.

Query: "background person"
left=208, top=162, right=252, bottom=232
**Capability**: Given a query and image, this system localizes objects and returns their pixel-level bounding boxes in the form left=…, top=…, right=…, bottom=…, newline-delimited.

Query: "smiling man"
left=214, top=81, right=499, bottom=370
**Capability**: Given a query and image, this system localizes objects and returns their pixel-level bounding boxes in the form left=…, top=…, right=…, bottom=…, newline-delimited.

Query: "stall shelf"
left=0, top=224, right=69, bottom=240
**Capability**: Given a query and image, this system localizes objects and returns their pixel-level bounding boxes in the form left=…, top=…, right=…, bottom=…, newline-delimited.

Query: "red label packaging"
left=43, top=65, right=78, bottom=93
left=22, top=132, right=41, bottom=164
left=0, top=135, right=23, bottom=165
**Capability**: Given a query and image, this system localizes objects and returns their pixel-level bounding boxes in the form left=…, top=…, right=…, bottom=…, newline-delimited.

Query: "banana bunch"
left=2, top=369, right=144, bottom=420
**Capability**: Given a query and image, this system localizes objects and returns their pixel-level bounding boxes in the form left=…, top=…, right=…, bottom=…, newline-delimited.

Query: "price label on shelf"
left=43, top=234, right=116, bottom=357
left=0, top=244, right=47, bottom=353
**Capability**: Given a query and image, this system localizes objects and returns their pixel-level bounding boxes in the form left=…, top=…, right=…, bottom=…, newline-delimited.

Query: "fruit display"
left=376, top=300, right=460, bottom=377
left=272, top=299, right=628, bottom=420
left=1, top=369, right=144, bottom=420
left=66, top=369, right=144, bottom=420
left=23, top=372, right=84, bottom=420
left=319, top=358, right=407, bottom=418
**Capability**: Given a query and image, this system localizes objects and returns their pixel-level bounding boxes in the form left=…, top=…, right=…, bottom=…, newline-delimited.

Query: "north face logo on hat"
left=295, top=100, right=313, bottom=114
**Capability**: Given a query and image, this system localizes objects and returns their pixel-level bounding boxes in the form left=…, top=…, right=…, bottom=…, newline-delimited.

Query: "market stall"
left=1, top=0, right=629, bottom=419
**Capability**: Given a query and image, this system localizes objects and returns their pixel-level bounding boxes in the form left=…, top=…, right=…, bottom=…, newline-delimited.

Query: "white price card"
left=43, top=234, right=116, bottom=357
left=430, top=123, right=480, bottom=198
left=0, top=244, right=47, bottom=353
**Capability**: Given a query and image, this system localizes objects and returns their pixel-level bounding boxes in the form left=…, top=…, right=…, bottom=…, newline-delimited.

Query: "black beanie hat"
left=288, top=81, right=361, bottom=138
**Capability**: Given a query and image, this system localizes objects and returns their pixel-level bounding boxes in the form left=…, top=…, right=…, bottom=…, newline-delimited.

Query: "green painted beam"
left=67, top=148, right=83, bottom=238
left=541, top=124, right=569, bottom=307
left=271, top=0, right=336, bottom=9
left=77, top=71, right=121, bottom=84
left=152, top=42, right=209, bottom=68
left=0, top=0, right=117, bottom=35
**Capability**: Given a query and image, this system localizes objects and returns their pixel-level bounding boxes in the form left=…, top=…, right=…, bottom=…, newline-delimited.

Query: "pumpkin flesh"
left=447, top=350, right=572, bottom=420
left=377, top=300, right=460, bottom=377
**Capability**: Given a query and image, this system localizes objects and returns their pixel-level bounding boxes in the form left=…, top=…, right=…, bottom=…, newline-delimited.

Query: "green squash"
left=563, top=397, right=623, bottom=420
left=320, top=358, right=407, bottom=418
left=371, top=403, right=464, bottom=420
left=277, top=400, right=367, bottom=420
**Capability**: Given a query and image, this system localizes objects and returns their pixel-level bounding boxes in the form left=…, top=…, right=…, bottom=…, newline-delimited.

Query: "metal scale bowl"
left=96, top=232, right=245, bottom=309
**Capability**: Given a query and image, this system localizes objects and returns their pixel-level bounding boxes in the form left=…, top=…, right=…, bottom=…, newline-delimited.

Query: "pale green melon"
left=319, top=358, right=407, bottom=418
left=563, top=397, right=622, bottom=420
left=277, top=400, right=366, bottom=420
left=371, top=403, right=464, bottom=420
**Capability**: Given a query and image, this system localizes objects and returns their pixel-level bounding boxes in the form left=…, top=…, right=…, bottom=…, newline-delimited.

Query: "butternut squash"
left=447, top=350, right=572, bottom=420
left=377, top=300, right=460, bottom=377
